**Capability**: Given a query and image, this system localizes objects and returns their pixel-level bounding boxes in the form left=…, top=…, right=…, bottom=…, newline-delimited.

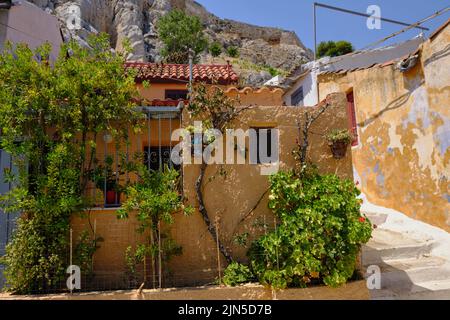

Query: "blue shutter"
left=0, top=150, right=19, bottom=289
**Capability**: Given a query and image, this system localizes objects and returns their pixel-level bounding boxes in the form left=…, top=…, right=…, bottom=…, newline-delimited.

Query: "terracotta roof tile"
left=125, top=62, right=239, bottom=85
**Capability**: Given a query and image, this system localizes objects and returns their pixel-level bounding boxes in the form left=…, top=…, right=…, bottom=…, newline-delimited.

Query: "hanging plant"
left=326, top=129, right=353, bottom=159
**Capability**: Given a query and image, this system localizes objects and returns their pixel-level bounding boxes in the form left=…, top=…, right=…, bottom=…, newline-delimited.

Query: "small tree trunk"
left=195, top=163, right=232, bottom=263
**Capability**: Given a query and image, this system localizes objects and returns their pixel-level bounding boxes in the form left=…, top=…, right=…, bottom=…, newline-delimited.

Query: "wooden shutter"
left=347, top=92, right=358, bottom=146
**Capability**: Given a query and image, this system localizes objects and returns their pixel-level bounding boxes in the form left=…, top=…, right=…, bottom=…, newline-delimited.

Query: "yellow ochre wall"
left=136, top=82, right=284, bottom=106
left=71, top=92, right=353, bottom=287
left=318, top=25, right=450, bottom=231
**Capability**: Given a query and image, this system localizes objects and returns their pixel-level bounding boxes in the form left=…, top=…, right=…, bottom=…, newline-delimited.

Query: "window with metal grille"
left=144, top=146, right=180, bottom=171
left=165, top=90, right=188, bottom=100
left=291, top=86, right=304, bottom=106
left=347, top=91, right=358, bottom=146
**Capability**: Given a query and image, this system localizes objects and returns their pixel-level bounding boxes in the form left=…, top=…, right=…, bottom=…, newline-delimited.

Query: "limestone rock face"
left=28, top=0, right=312, bottom=85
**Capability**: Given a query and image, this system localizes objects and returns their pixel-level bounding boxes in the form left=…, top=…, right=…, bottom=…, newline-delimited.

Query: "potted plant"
left=326, top=129, right=353, bottom=159
left=89, top=156, right=123, bottom=206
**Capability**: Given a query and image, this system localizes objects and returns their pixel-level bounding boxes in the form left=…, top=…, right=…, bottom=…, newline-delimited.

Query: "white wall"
left=283, top=67, right=319, bottom=107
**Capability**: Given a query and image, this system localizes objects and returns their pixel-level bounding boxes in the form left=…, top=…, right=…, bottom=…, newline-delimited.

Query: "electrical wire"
left=361, top=6, right=450, bottom=50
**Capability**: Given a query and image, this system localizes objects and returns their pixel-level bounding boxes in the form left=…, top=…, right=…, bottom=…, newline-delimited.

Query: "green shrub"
left=227, top=46, right=239, bottom=58
left=326, top=129, right=354, bottom=144
left=248, top=171, right=372, bottom=289
left=209, top=42, right=222, bottom=57
left=267, top=66, right=279, bottom=77
left=222, top=262, right=254, bottom=286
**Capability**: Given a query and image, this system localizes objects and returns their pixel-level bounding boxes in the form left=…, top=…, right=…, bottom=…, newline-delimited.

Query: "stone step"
left=380, top=265, right=450, bottom=290
left=364, top=255, right=446, bottom=271
left=364, top=256, right=450, bottom=290
left=362, top=229, right=435, bottom=265
left=369, top=278, right=450, bottom=300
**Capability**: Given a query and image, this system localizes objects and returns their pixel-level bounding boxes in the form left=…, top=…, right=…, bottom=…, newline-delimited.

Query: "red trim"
left=347, top=92, right=358, bottom=146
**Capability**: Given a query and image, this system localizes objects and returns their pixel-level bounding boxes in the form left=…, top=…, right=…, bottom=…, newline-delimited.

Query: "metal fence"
left=86, top=106, right=182, bottom=208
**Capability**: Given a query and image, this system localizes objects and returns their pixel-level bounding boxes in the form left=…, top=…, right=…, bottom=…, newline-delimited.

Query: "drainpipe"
left=188, top=48, right=194, bottom=86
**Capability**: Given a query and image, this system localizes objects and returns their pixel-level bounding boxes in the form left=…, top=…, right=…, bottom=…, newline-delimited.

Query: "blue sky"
left=195, top=0, right=450, bottom=50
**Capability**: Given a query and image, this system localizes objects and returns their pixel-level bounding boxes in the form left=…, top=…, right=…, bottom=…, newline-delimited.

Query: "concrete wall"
left=0, top=1, right=62, bottom=60
left=318, top=24, right=450, bottom=231
left=71, top=92, right=353, bottom=287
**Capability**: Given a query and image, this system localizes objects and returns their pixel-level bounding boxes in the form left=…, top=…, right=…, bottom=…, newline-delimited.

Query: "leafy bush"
left=248, top=171, right=372, bottom=289
left=74, top=230, right=104, bottom=279
left=326, top=129, right=354, bottom=144
left=157, top=9, right=208, bottom=64
left=0, top=145, right=83, bottom=293
left=222, top=262, right=254, bottom=287
left=267, top=66, right=279, bottom=77
left=317, top=40, right=354, bottom=58
left=0, top=34, right=138, bottom=294
left=227, top=46, right=239, bottom=58
left=209, top=42, right=222, bottom=57
left=118, top=165, right=192, bottom=285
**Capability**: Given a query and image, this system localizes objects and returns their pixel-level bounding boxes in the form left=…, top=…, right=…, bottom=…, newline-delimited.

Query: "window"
left=251, top=128, right=275, bottom=164
left=291, top=86, right=304, bottom=106
left=144, top=146, right=180, bottom=171
left=347, top=91, right=358, bottom=146
left=165, top=90, right=188, bottom=100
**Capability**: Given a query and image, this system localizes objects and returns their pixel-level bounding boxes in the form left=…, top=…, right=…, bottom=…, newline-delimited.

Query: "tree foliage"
left=209, top=42, right=222, bottom=58
left=118, top=164, right=192, bottom=287
left=157, top=9, right=208, bottom=64
left=317, top=40, right=354, bottom=58
left=0, top=33, right=139, bottom=293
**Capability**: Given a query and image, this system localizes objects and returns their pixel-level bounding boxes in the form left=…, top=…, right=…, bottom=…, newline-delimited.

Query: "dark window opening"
left=347, top=91, right=358, bottom=146
left=165, top=90, right=188, bottom=100
left=252, top=128, right=273, bottom=164
left=291, top=86, right=304, bottom=106
left=144, top=146, right=180, bottom=171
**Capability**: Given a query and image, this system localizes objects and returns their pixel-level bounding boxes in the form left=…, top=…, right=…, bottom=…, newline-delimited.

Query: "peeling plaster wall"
left=318, top=25, right=450, bottom=231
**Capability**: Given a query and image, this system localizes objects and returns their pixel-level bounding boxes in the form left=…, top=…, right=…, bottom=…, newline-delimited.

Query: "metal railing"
left=86, top=106, right=182, bottom=208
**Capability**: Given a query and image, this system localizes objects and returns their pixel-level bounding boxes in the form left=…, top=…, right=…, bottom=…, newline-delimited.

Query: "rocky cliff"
left=29, top=0, right=312, bottom=85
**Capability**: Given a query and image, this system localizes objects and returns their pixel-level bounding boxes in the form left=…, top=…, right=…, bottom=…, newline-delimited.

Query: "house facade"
left=70, top=62, right=355, bottom=289
left=317, top=20, right=450, bottom=231
left=282, top=36, right=425, bottom=107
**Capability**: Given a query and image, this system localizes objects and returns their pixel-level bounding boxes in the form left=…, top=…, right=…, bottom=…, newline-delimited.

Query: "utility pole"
left=313, top=3, right=317, bottom=60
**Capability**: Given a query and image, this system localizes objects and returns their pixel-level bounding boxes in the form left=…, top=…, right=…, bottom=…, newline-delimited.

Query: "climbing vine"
left=187, top=83, right=251, bottom=264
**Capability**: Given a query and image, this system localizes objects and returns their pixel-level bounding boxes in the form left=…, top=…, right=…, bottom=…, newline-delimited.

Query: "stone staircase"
left=362, top=212, right=450, bottom=300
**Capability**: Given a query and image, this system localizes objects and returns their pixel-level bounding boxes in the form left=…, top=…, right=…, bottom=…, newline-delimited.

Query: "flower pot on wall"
left=329, top=141, right=348, bottom=159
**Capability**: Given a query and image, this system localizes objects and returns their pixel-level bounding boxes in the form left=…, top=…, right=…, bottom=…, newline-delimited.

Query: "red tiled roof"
left=125, top=62, right=239, bottom=85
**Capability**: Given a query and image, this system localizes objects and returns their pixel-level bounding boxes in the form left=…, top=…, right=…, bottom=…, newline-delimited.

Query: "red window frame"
left=347, top=91, right=358, bottom=146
